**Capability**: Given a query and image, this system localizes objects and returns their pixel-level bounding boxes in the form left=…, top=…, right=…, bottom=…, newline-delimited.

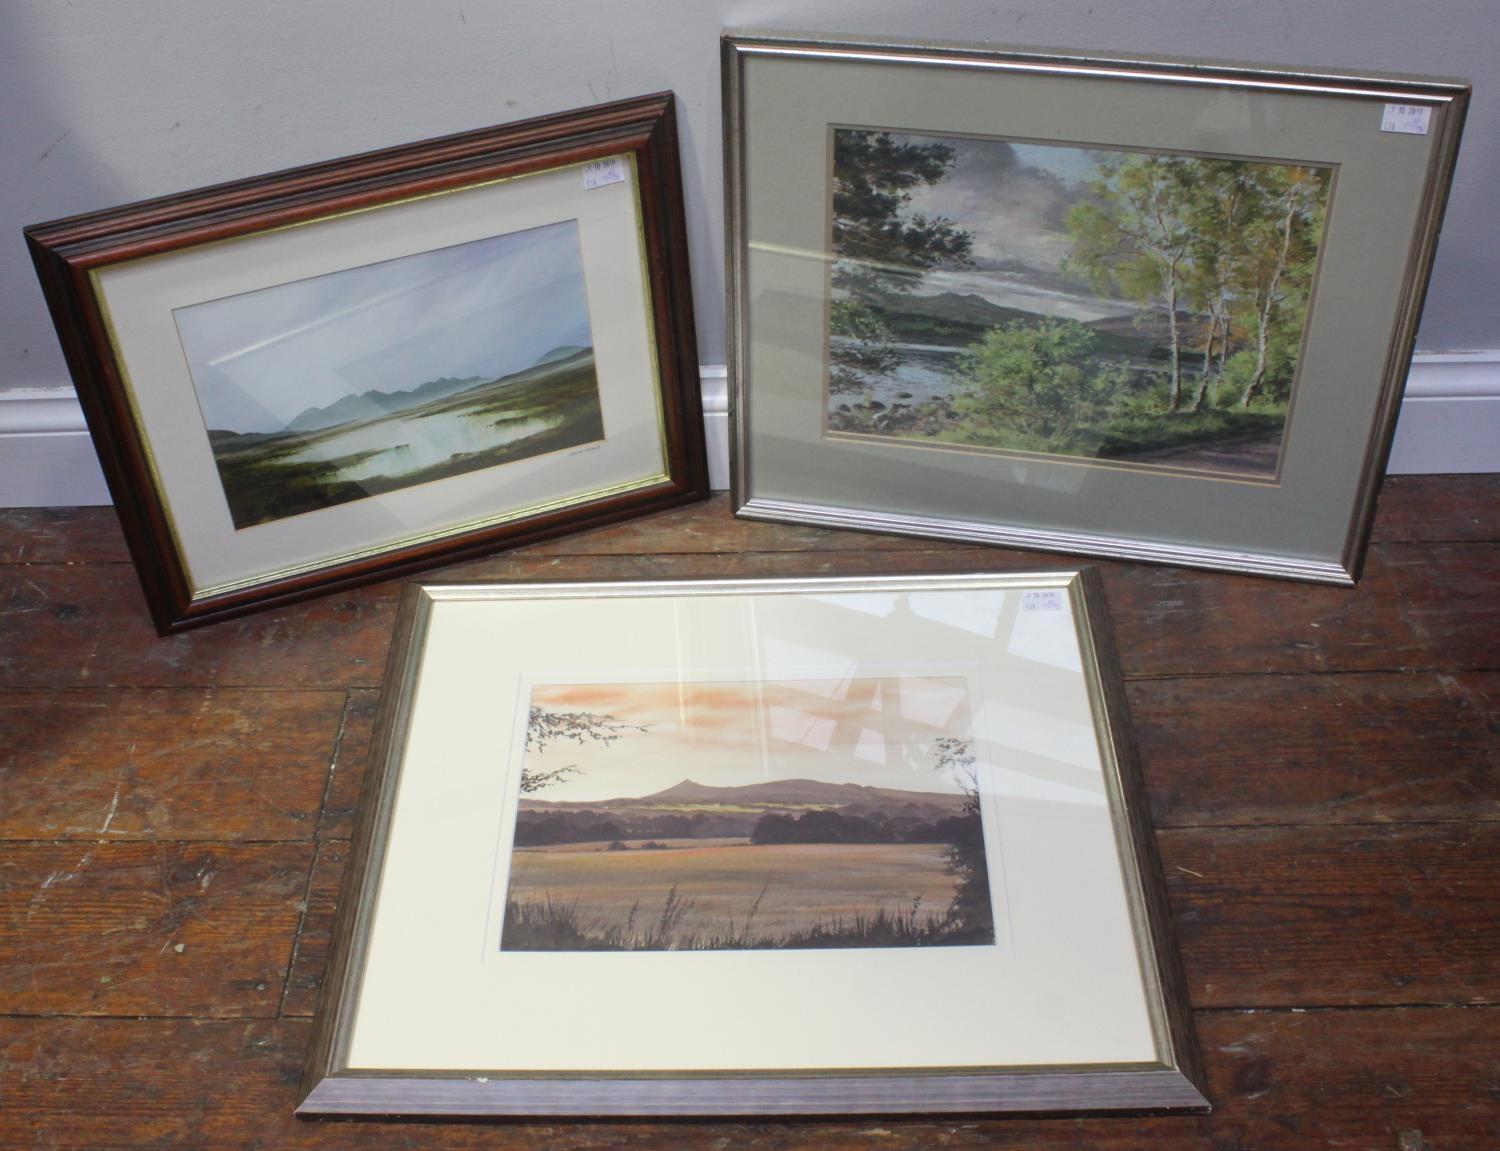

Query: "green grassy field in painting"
left=208, top=351, right=602, bottom=529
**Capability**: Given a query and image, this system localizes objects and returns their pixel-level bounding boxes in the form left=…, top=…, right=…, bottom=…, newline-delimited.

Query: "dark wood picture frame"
left=26, top=93, right=708, bottom=634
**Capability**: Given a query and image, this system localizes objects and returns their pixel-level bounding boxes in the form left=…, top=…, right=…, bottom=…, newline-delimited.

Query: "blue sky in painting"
left=1008, top=143, right=1105, bottom=187
left=175, top=219, right=593, bottom=434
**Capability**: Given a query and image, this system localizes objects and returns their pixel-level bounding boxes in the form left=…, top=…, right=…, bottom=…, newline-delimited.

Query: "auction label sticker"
left=582, top=157, right=627, bottom=190
left=1380, top=104, right=1432, bottom=135
left=1021, top=589, right=1066, bottom=613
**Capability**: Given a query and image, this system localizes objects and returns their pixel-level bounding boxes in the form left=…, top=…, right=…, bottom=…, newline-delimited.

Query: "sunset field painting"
left=500, top=677, right=996, bottom=952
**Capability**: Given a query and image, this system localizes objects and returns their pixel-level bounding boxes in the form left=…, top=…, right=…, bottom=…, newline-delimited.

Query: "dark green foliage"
left=836, top=366, right=1288, bottom=462
left=750, top=808, right=897, bottom=844
left=832, top=130, right=973, bottom=297
left=512, top=814, right=624, bottom=846
left=829, top=129, right=975, bottom=387
left=948, top=313, right=1291, bottom=460
left=829, top=298, right=898, bottom=392
left=868, top=291, right=1035, bottom=347
left=931, top=737, right=992, bottom=937
left=951, top=318, right=1124, bottom=449
left=831, top=290, right=1042, bottom=361
left=1094, top=390, right=1285, bottom=457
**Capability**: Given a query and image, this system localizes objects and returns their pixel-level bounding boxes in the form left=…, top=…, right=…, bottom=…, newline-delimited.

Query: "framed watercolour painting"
left=722, top=33, right=1469, bottom=583
left=298, top=571, right=1207, bottom=1116
left=26, top=93, right=708, bottom=633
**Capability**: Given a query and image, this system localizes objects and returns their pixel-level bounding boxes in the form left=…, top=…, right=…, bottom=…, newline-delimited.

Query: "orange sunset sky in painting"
left=522, top=677, right=975, bottom=802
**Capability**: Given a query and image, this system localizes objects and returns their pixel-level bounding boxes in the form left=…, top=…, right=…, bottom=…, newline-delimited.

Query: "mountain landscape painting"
left=174, top=219, right=603, bottom=529
left=502, top=678, right=996, bottom=952
left=827, top=128, right=1332, bottom=480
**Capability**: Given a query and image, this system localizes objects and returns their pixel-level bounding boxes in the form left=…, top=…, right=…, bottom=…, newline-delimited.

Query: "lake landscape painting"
left=502, top=677, right=996, bottom=952
left=826, top=128, right=1332, bottom=479
left=175, top=219, right=604, bottom=529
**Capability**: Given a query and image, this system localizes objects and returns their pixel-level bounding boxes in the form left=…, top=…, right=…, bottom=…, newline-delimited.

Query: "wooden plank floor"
left=1, top=476, right=1497, bottom=1149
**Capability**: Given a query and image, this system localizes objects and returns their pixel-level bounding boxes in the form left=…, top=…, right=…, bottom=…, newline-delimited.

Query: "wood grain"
left=0, top=564, right=399, bottom=689
left=279, top=824, right=1499, bottom=1020
left=447, top=543, right=1494, bottom=677
left=3, top=474, right=1498, bottom=567
left=3, top=511, right=1496, bottom=691
left=0, top=507, right=130, bottom=564
left=0, top=480, right=1495, bottom=1146
left=1163, top=824, right=1500, bottom=1007
left=0, top=842, right=312, bottom=1017
left=281, top=840, right=346, bottom=1020
left=1367, top=473, right=1500, bottom=542
left=0, top=689, right=343, bottom=841
left=0, top=1008, right=1493, bottom=1149
left=316, top=691, right=380, bottom=840
left=1379, top=542, right=1500, bottom=671
left=1129, top=671, right=1500, bottom=827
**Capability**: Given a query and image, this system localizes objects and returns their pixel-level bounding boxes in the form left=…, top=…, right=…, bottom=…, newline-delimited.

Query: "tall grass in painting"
left=503, top=886, right=980, bottom=952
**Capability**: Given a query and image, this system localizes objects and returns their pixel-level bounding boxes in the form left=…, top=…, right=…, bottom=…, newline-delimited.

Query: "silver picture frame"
left=298, top=570, right=1206, bottom=1116
left=722, top=31, right=1468, bottom=584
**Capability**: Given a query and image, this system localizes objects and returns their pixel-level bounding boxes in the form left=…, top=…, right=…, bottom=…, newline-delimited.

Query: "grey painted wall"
left=2, top=0, right=1495, bottom=397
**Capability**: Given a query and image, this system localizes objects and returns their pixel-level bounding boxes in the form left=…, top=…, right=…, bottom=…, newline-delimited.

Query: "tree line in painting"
left=1063, top=153, right=1327, bottom=414
left=829, top=128, right=1330, bottom=471
left=502, top=706, right=995, bottom=952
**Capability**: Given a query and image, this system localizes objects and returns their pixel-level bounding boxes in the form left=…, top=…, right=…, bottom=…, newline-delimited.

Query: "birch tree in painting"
left=1227, top=165, right=1326, bottom=410
left=1064, top=154, right=1196, bottom=412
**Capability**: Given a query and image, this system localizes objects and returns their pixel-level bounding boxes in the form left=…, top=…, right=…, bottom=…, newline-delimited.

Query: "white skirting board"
left=1, top=354, right=1494, bottom=509
left=1383, top=353, right=1500, bottom=475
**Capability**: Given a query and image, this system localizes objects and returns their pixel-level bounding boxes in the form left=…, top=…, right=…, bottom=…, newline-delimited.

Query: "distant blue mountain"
left=532, top=344, right=589, bottom=368
left=285, top=374, right=487, bottom=434
left=282, top=345, right=593, bottom=434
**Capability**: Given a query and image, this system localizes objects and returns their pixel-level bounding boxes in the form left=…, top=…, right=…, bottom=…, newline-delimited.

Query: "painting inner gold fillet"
left=502, top=677, right=996, bottom=951
left=826, top=128, right=1332, bottom=481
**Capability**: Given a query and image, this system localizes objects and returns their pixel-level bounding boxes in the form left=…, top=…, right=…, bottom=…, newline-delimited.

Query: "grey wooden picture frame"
left=297, top=570, right=1207, bottom=1118
left=722, top=31, right=1469, bottom=584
